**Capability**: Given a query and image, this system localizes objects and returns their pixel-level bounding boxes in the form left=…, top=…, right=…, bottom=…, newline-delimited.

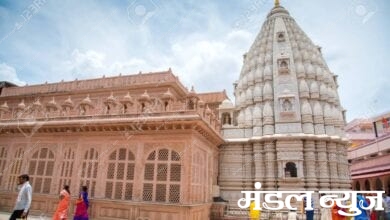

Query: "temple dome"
left=230, top=1, right=344, bottom=137
left=219, top=99, right=234, bottom=109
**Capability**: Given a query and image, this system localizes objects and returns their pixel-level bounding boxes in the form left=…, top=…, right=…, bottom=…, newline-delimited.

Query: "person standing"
left=287, top=210, right=298, bottom=220
left=73, top=186, right=89, bottom=220
left=9, top=174, right=32, bottom=220
left=303, top=196, right=314, bottom=220
left=331, top=203, right=346, bottom=220
left=53, top=185, right=71, bottom=220
left=355, top=193, right=369, bottom=220
left=375, top=192, right=386, bottom=220
left=249, top=200, right=260, bottom=220
left=385, top=192, right=390, bottom=220
left=320, top=194, right=332, bottom=220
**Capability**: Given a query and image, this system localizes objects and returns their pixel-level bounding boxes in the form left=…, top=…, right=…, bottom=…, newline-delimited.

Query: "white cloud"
left=0, top=63, right=25, bottom=85
left=57, top=49, right=155, bottom=80
left=166, top=29, right=253, bottom=97
left=111, top=59, right=148, bottom=74
left=0, top=0, right=389, bottom=121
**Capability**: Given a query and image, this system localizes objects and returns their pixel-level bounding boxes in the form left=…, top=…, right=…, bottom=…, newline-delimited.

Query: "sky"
left=0, top=0, right=389, bottom=122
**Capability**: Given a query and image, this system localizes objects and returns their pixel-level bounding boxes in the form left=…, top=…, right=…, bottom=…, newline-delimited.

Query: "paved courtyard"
left=0, top=212, right=50, bottom=220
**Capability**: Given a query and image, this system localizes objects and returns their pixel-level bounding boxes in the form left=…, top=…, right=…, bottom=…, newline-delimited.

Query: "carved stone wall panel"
left=222, top=128, right=245, bottom=139
left=275, top=123, right=302, bottom=133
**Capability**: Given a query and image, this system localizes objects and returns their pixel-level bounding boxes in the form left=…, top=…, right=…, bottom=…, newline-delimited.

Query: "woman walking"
left=73, top=186, right=89, bottom=220
left=53, top=185, right=70, bottom=220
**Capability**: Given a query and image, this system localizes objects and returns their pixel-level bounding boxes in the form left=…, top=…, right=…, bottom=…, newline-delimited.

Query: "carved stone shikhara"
left=218, top=3, right=350, bottom=215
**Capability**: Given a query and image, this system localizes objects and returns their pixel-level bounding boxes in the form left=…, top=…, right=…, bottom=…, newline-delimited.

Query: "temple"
left=217, top=2, right=350, bottom=215
left=0, top=1, right=352, bottom=220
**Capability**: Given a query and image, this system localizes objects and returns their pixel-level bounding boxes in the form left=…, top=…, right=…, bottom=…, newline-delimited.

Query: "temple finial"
left=275, top=0, right=280, bottom=7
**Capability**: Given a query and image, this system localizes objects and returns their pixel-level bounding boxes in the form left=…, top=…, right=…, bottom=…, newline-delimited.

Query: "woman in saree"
left=53, top=185, right=70, bottom=220
left=331, top=203, right=346, bottom=220
left=73, top=186, right=89, bottom=220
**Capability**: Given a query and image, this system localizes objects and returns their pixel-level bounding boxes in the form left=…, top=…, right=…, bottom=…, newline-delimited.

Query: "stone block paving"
left=0, top=212, right=50, bottom=220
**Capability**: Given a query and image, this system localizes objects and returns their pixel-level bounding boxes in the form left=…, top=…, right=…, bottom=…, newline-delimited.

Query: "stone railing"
left=0, top=101, right=221, bottom=134
left=348, top=132, right=390, bottom=160
left=1, top=71, right=184, bottom=97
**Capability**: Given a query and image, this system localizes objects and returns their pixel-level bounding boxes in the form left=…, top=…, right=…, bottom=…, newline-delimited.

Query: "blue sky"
left=0, top=0, right=389, bottom=122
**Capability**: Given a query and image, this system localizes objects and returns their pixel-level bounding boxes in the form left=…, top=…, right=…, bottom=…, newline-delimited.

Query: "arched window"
left=28, top=148, right=55, bottom=193
left=280, top=60, right=288, bottom=68
left=143, top=148, right=181, bottom=203
left=80, top=105, right=86, bottom=115
left=80, top=148, right=99, bottom=197
left=282, top=99, right=292, bottom=111
left=364, top=179, right=370, bottom=190
left=285, top=162, right=297, bottom=177
left=0, top=147, right=8, bottom=188
left=277, top=32, right=285, bottom=42
left=222, top=112, right=231, bottom=125
left=105, top=148, right=135, bottom=200
left=375, top=178, right=383, bottom=190
left=278, top=59, right=289, bottom=74
left=188, top=100, right=195, bottom=110
left=355, top=181, right=361, bottom=190
left=123, top=104, right=128, bottom=113
left=58, top=148, right=75, bottom=192
left=8, top=148, right=24, bottom=190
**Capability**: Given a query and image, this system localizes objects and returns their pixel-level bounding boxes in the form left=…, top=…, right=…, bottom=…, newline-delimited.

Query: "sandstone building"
left=0, top=70, right=226, bottom=220
left=0, top=1, right=351, bottom=219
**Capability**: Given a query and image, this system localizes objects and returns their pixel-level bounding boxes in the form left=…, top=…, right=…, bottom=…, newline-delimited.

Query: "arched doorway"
left=364, top=179, right=370, bottom=190
left=375, top=178, right=383, bottom=190
left=355, top=181, right=361, bottom=190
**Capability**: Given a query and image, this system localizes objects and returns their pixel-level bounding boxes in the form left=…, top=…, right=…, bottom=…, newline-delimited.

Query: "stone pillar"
left=73, top=141, right=84, bottom=195
left=263, top=102, right=274, bottom=135
left=95, top=148, right=107, bottom=199
left=327, top=142, right=339, bottom=189
left=95, top=145, right=108, bottom=199
left=253, top=142, right=265, bottom=185
left=264, top=141, right=276, bottom=189
left=301, top=100, right=314, bottom=134
left=242, top=144, right=253, bottom=189
left=303, top=140, right=317, bottom=190
left=133, top=141, right=145, bottom=202
left=52, top=142, right=64, bottom=194
left=324, top=104, right=335, bottom=136
left=252, top=103, right=263, bottom=136
left=316, top=141, right=330, bottom=190
left=336, top=143, right=351, bottom=189
left=313, top=101, right=325, bottom=135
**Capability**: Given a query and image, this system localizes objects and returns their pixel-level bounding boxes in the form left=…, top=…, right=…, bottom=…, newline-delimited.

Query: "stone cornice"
left=0, top=70, right=189, bottom=98
left=223, top=133, right=348, bottom=144
left=0, top=112, right=224, bottom=146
